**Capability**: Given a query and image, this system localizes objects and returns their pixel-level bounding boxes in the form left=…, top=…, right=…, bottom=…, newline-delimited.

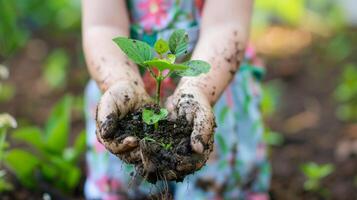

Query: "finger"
left=165, top=96, right=178, bottom=121
left=97, top=83, right=137, bottom=122
left=97, top=130, right=139, bottom=154
left=177, top=97, right=198, bottom=123
left=118, top=147, right=141, bottom=164
left=176, top=154, right=205, bottom=172
left=191, top=106, right=216, bottom=154
left=96, top=82, right=149, bottom=140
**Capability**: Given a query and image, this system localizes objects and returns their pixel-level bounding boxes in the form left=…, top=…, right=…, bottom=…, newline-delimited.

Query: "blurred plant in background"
left=0, top=65, right=15, bottom=103
left=300, top=162, right=334, bottom=197
left=261, top=81, right=284, bottom=148
left=253, top=0, right=345, bottom=33
left=43, top=49, right=70, bottom=90
left=0, top=0, right=355, bottom=198
left=0, top=114, right=17, bottom=192
left=0, top=65, right=17, bottom=192
left=0, top=0, right=81, bottom=59
left=252, top=0, right=346, bottom=57
left=334, top=63, right=357, bottom=122
left=5, top=96, right=86, bottom=193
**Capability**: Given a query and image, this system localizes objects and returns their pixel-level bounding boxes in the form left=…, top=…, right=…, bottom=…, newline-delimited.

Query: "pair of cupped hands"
left=96, top=79, right=216, bottom=172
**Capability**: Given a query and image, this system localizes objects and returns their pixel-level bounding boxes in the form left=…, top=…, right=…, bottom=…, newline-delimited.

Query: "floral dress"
left=84, top=1, right=270, bottom=199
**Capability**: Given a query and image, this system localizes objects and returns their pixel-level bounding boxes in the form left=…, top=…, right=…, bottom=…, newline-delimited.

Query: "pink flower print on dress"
left=225, top=85, right=234, bottom=109
left=195, top=0, right=205, bottom=14
left=247, top=193, right=269, bottom=200
left=103, top=194, right=124, bottom=200
left=256, top=143, right=267, bottom=162
left=94, top=138, right=106, bottom=153
left=95, top=176, right=123, bottom=193
left=138, top=0, right=171, bottom=32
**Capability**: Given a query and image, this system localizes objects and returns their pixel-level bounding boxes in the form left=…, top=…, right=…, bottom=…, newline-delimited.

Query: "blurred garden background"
left=0, top=0, right=357, bottom=199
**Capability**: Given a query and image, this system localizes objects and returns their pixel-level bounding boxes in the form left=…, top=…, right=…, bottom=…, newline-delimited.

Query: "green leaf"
left=73, top=130, right=86, bottom=159
left=44, top=95, right=72, bottom=154
left=143, top=59, right=188, bottom=71
left=218, top=106, right=230, bottom=124
left=61, top=131, right=85, bottom=163
left=263, top=130, right=284, bottom=146
left=215, top=133, right=228, bottom=155
left=142, top=108, right=168, bottom=125
left=143, top=136, right=156, bottom=143
left=65, top=166, right=81, bottom=190
left=5, top=149, right=39, bottom=187
left=41, top=163, right=57, bottom=180
left=167, top=54, right=176, bottom=64
left=12, top=127, right=44, bottom=151
left=113, top=37, right=153, bottom=64
left=154, top=39, right=169, bottom=55
left=301, top=162, right=334, bottom=180
left=176, top=60, right=210, bottom=77
left=169, top=29, right=188, bottom=56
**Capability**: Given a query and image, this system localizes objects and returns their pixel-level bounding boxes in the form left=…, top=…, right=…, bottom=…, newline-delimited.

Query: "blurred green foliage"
left=0, top=0, right=81, bottom=58
left=0, top=113, right=17, bottom=192
left=4, top=96, right=86, bottom=193
left=43, top=49, right=69, bottom=90
left=326, top=34, right=352, bottom=62
left=0, top=83, right=15, bottom=103
left=261, top=81, right=282, bottom=118
left=334, top=63, right=357, bottom=121
left=0, top=65, right=15, bottom=103
left=254, top=0, right=345, bottom=30
left=261, top=81, right=284, bottom=147
left=300, top=162, right=334, bottom=195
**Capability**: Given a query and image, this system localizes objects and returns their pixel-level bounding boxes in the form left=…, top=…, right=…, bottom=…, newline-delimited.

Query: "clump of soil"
left=112, top=104, right=202, bottom=183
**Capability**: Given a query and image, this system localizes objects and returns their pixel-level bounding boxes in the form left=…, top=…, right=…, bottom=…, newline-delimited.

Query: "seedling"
left=300, top=162, right=334, bottom=196
left=113, top=29, right=210, bottom=127
left=143, top=136, right=173, bottom=151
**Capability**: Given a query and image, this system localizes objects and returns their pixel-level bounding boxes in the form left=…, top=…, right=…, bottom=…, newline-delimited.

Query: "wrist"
left=96, top=68, right=143, bottom=92
left=176, top=78, right=211, bottom=106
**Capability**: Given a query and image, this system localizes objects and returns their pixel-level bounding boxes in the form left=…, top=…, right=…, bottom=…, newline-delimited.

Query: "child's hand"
left=96, top=80, right=150, bottom=162
left=166, top=83, right=216, bottom=171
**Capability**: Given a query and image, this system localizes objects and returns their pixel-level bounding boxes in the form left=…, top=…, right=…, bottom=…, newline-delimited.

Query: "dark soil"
left=113, top=104, right=200, bottom=183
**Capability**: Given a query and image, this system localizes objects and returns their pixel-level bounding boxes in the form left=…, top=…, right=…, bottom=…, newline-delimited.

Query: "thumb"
left=96, top=82, right=147, bottom=140
left=165, top=95, right=178, bottom=121
left=190, top=106, right=216, bottom=154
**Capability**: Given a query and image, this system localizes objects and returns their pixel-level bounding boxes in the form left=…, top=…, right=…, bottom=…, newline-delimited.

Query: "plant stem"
left=155, top=71, right=162, bottom=105
left=154, top=71, right=163, bottom=131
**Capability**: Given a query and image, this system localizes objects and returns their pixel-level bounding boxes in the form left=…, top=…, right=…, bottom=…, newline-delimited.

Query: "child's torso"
left=127, top=0, right=204, bottom=46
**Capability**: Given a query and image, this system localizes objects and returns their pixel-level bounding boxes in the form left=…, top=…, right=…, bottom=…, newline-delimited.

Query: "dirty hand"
left=96, top=80, right=150, bottom=162
left=166, top=82, right=216, bottom=170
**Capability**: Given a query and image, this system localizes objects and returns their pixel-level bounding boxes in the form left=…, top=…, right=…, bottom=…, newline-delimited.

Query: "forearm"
left=82, top=0, right=142, bottom=91
left=83, top=27, right=142, bottom=91
left=179, top=0, right=253, bottom=105
left=181, top=26, right=249, bottom=105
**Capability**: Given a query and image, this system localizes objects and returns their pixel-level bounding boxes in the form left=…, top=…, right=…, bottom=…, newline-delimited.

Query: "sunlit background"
left=0, top=0, right=357, bottom=199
